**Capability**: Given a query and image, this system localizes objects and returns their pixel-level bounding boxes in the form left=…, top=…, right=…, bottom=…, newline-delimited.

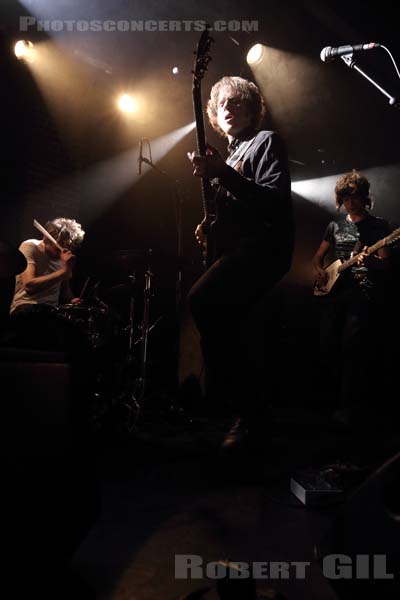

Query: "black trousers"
left=188, top=248, right=286, bottom=422
left=318, top=285, right=386, bottom=413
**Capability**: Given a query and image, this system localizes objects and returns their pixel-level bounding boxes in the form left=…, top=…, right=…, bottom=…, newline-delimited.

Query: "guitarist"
left=187, top=76, right=294, bottom=456
left=312, top=170, right=392, bottom=441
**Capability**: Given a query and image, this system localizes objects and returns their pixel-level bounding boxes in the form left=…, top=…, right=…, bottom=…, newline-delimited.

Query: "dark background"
left=1, top=0, right=400, bottom=368
left=1, top=6, right=400, bottom=597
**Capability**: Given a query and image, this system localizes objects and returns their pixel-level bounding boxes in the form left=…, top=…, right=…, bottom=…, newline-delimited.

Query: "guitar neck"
left=193, top=92, right=207, bottom=156
left=192, top=28, right=214, bottom=233
left=192, top=85, right=214, bottom=225
left=338, top=237, right=388, bottom=273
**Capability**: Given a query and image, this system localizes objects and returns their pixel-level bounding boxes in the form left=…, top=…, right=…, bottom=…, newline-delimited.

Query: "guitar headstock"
left=192, top=27, right=213, bottom=89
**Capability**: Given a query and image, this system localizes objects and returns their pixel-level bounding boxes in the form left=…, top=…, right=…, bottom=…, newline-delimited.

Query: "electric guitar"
left=192, top=27, right=215, bottom=268
left=313, top=227, right=400, bottom=296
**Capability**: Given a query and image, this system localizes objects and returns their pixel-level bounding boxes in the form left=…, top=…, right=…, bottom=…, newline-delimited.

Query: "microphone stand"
left=140, top=156, right=185, bottom=313
left=139, top=154, right=189, bottom=421
left=126, top=267, right=152, bottom=432
left=341, top=54, right=399, bottom=107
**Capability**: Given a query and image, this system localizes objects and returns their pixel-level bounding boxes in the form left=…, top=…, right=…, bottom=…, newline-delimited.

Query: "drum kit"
left=72, top=249, right=203, bottom=431
left=1, top=238, right=202, bottom=432
left=55, top=303, right=110, bottom=350
left=0, top=240, right=157, bottom=430
left=62, top=265, right=159, bottom=430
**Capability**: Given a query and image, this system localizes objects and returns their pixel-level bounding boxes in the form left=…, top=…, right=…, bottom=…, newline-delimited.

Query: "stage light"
left=291, top=174, right=342, bottom=212
left=172, top=67, right=179, bottom=75
left=14, top=40, right=36, bottom=63
left=117, top=94, right=138, bottom=114
left=246, top=44, right=265, bottom=65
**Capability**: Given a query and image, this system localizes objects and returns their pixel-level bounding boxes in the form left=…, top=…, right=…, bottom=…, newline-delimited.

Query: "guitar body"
left=202, top=183, right=229, bottom=267
left=203, top=218, right=217, bottom=269
left=313, top=227, right=400, bottom=297
left=313, top=259, right=342, bottom=296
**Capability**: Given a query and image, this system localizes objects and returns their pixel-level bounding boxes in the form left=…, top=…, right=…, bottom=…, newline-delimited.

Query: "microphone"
left=137, top=139, right=143, bottom=175
left=320, top=42, right=380, bottom=62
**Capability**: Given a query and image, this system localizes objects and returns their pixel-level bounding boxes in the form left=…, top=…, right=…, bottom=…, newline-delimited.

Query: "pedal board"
left=290, top=467, right=344, bottom=506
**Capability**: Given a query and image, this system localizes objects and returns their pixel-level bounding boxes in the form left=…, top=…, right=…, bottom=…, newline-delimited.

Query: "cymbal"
left=0, top=241, right=27, bottom=278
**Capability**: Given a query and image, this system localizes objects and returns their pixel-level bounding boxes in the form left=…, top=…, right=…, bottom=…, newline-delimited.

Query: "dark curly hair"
left=335, top=169, right=372, bottom=212
left=206, top=76, right=266, bottom=137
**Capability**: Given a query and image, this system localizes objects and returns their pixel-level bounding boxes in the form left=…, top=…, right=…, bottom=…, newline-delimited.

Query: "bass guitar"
left=192, top=27, right=215, bottom=268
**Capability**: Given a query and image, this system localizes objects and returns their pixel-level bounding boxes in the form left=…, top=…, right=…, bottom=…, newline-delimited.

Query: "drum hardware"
left=92, top=281, right=109, bottom=310
left=103, top=267, right=164, bottom=432
left=55, top=303, right=109, bottom=349
left=133, top=315, right=163, bottom=345
left=125, top=267, right=154, bottom=432
left=79, top=276, right=91, bottom=301
left=126, top=273, right=136, bottom=353
left=126, top=150, right=190, bottom=424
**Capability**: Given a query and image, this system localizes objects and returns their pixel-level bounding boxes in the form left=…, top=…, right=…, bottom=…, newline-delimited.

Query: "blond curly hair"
left=206, top=76, right=266, bottom=137
left=45, top=217, right=85, bottom=250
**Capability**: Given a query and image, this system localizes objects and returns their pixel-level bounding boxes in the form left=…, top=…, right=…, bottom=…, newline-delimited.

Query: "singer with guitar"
left=187, top=75, right=294, bottom=456
left=312, top=170, right=393, bottom=440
